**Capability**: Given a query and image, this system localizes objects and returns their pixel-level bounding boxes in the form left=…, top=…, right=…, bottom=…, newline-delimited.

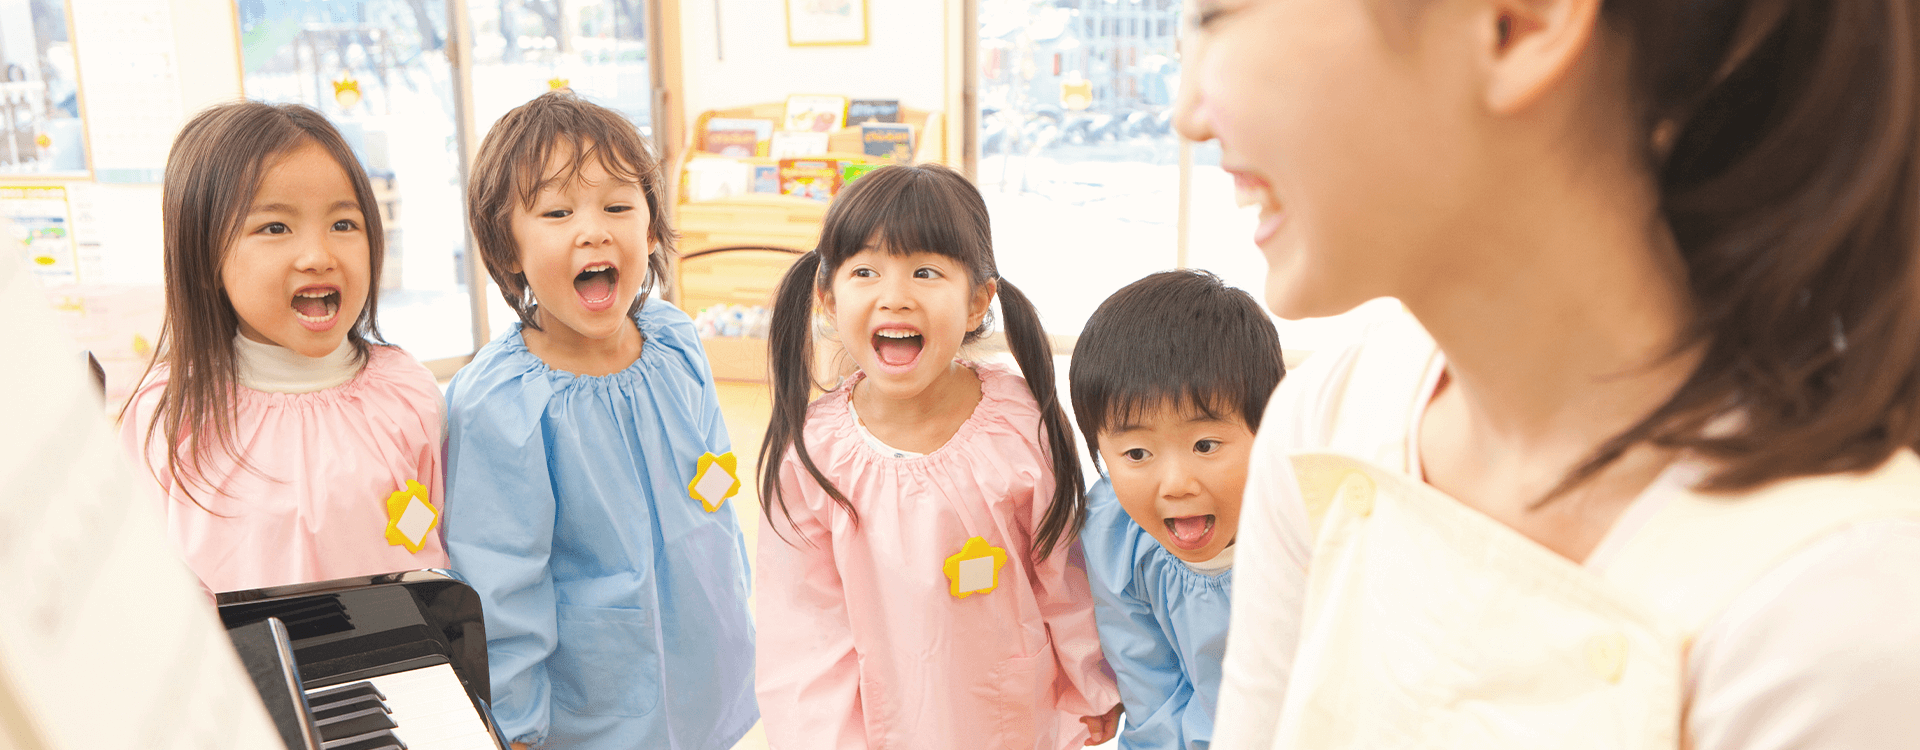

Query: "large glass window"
left=463, top=0, right=655, bottom=337
left=237, top=0, right=474, bottom=362
left=0, top=0, right=88, bottom=176
left=978, top=0, right=1388, bottom=358
left=978, top=0, right=1183, bottom=336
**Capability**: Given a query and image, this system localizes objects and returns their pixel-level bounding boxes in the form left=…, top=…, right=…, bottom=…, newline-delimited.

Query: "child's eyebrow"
left=246, top=200, right=361, bottom=214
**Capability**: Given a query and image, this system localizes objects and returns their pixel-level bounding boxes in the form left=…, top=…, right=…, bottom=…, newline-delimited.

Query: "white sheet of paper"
left=0, top=255, right=281, bottom=749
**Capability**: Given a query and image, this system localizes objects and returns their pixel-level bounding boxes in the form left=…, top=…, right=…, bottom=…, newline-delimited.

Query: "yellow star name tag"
left=943, top=536, right=1008, bottom=599
left=688, top=452, right=741, bottom=513
left=384, top=480, right=439, bottom=553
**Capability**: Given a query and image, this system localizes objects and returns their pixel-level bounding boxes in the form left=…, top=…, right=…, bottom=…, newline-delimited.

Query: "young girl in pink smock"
left=755, top=164, right=1121, bottom=749
left=120, top=102, right=446, bottom=593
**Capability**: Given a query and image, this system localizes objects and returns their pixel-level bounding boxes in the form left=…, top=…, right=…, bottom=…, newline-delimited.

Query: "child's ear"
left=969, top=278, right=998, bottom=330
left=814, top=284, right=834, bottom=311
left=1481, top=0, right=1604, bottom=115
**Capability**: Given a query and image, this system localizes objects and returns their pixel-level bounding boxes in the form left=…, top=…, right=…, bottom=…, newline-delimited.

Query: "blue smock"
left=444, top=298, right=756, bottom=750
left=1080, top=477, right=1233, bottom=750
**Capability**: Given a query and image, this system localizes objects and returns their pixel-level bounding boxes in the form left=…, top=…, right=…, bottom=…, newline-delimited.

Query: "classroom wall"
left=677, top=0, right=949, bottom=131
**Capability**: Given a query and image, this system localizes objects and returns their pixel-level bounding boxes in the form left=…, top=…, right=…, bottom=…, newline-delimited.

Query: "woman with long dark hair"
left=1182, top=0, right=1920, bottom=746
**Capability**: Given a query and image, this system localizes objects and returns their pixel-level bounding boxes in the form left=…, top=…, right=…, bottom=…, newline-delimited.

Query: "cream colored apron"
left=1271, top=315, right=1920, bottom=749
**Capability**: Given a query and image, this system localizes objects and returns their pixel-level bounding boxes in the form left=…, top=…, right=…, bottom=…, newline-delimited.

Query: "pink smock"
left=120, top=344, right=448, bottom=593
left=755, top=361, right=1119, bottom=750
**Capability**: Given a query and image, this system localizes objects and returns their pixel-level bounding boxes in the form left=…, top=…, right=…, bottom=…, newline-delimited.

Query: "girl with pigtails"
left=754, top=164, right=1121, bottom=749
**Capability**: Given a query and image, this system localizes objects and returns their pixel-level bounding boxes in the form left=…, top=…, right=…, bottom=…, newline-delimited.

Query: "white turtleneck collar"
left=1181, top=544, right=1234, bottom=575
left=233, top=333, right=360, bottom=394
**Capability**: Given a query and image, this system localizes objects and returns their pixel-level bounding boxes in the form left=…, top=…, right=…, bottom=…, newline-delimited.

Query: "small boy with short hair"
left=1070, top=270, right=1284, bottom=750
left=444, top=91, right=756, bottom=750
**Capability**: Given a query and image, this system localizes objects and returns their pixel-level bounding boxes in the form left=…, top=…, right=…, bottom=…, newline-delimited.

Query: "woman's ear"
left=1481, top=0, right=1604, bottom=115
left=970, top=278, right=998, bottom=329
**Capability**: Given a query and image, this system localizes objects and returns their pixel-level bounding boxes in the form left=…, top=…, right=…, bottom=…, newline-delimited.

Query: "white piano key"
left=308, top=663, right=498, bottom=750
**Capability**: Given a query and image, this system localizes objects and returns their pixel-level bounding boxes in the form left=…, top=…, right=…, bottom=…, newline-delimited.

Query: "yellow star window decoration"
left=548, top=77, right=570, bottom=91
left=384, top=479, right=438, bottom=553
left=943, top=536, right=1008, bottom=599
left=688, top=452, right=741, bottom=513
left=332, top=76, right=361, bottom=110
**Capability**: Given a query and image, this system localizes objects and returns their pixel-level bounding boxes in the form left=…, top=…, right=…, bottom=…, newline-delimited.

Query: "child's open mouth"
left=575, top=264, right=619, bottom=311
left=1164, top=514, right=1217, bottom=551
left=291, top=288, right=341, bottom=331
left=872, top=328, right=923, bottom=369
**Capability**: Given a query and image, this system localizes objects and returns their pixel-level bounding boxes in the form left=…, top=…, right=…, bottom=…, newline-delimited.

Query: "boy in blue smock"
left=443, top=92, right=755, bottom=750
left=1069, top=270, right=1284, bottom=750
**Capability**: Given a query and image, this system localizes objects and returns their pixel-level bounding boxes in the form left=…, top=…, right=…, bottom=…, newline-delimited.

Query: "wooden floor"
left=717, top=380, right=774, bottom=750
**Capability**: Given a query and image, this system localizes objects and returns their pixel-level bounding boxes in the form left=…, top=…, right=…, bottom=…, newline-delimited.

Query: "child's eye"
left=606, top=204, right=633, bottom=214
left=852, top=267, right=877, bottom=278
left=331, top=219, right=359, bottom=232
left=542, top=208, right=572, bottom=219
left=1122, top=448, right=1151, bottom=462
left=1194, top=439, right=1223, bottom=455
left=258, top=222, right=290, bottom=235
left=914, top=267, right=940, bottom=279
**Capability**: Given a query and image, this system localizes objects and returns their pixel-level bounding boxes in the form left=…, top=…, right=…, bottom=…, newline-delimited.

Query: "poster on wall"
left=69, top=0, right=182, bottom=183
left=1, top=185, right=77, bottom=284
left=0, top=0, right=91, bottom=176
left=787, top=0, right=869, bottom=47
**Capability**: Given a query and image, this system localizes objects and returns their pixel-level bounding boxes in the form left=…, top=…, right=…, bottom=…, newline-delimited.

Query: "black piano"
left=218, top=570, right=511, bottom=750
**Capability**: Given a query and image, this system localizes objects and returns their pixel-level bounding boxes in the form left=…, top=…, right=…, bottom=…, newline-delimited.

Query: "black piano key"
left=315, top=706, right=397, bottom=741
left=311, top=696, right=389, bottom=722
left=321, top=730, right=407, bottom=750
left=306, top=681, right=385, bottom=706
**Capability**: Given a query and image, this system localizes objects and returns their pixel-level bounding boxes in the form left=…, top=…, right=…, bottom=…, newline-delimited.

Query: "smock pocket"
left=549, top=602, right=662, bottom=717
left=985, top=647, right=1053, bottom=747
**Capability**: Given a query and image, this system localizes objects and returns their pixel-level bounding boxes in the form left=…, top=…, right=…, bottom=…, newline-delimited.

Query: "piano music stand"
left=226, top=616, right=325, bottom=750
left=217, top=570, right=510, bottom=750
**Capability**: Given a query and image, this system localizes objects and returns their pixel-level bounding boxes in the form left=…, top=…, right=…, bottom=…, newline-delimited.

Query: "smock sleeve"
left=443, top=375, right=559, bottom=748
left=755, top=454, right=868, bottom=750
left=1028, top=454, right=1121, bottom=719
left=1210, top=424, right=1311, bottom=749
left=1082, top=480, right=1192, bottom=748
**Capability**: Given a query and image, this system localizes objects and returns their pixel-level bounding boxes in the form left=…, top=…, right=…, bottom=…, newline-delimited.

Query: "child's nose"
left=575, top=216, right=613, bottom=247
left=877, top=277, right=914, bottom=310
left=1161, top=458, right=1204, bottom=499
left=294, top=235, right=338, bottom=273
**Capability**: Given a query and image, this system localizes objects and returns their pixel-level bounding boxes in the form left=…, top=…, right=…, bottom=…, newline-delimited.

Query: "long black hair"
left=1542, top=0, right=1920, bottom=498
left=758, top=164, right=1086, bottom=559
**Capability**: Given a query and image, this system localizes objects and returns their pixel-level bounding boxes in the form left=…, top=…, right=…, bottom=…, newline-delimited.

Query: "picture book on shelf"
left=703, top=117, right=773, bottom=157
left=841, top=162, right=883, bottom=185
left=780, top=158, right=841, bottom=202
left=848, top=99, right=901, bottom=124
left=684, top=157, right=753, bottom=202
left=861, top=123, right=914, bottom=163
left=784, top=95, right=848, bottom=132
left=771, top=131, right=831, bottom=158
left=752, top=165, right=780, bottom=194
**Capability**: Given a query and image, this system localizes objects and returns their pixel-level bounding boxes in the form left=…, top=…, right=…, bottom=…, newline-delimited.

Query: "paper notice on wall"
left=0, top=186, right=77, bottom=285
left=69, top=0, right=184, bottom=183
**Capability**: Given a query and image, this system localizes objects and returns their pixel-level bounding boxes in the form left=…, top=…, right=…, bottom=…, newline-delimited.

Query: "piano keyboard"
left=306, top=663, right=499, bottom=750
